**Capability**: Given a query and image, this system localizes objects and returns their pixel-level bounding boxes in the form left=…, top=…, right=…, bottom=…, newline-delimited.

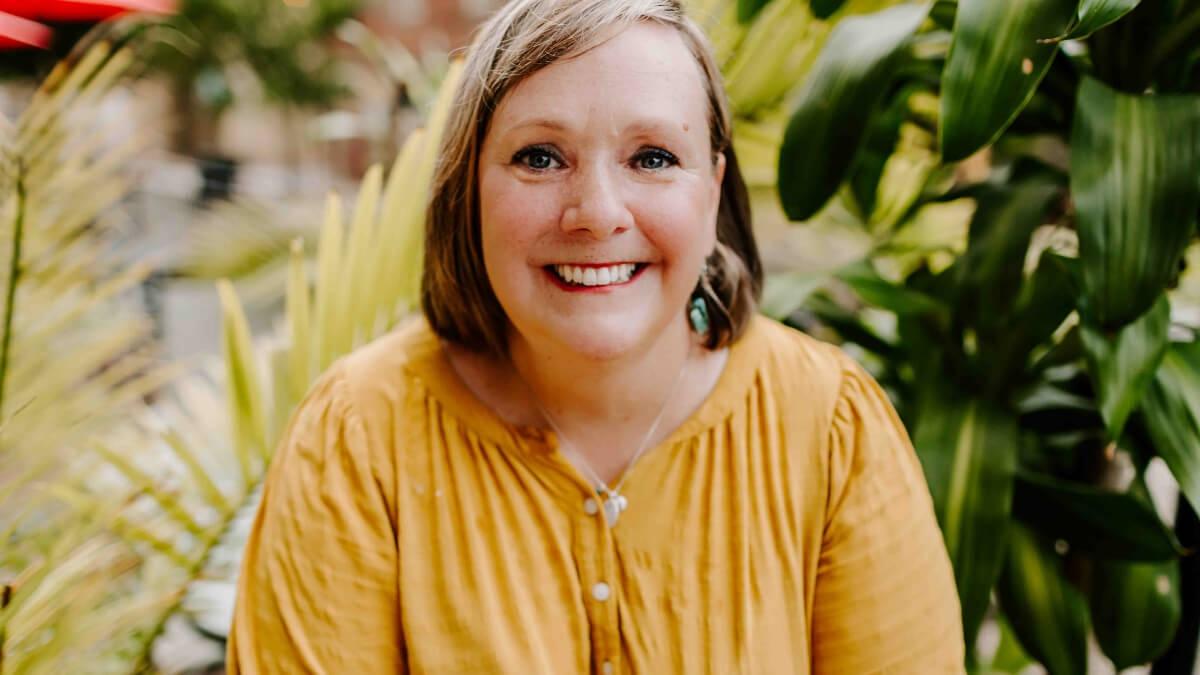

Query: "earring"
left=689, top=259, right=712, bottom=334
left=689, top=294, right=710, bottom=334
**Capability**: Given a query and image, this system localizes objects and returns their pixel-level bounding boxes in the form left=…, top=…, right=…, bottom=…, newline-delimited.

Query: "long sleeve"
left=227, top=363, right=402, bottom=674
left=810, top=360, right=966, bottom=674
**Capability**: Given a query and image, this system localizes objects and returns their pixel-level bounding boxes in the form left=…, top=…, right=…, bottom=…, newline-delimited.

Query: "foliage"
left=142, top=0, right=360, bottom=110
left=0, top=17, right=460, bottom=673
left=753, top=0, right=1200, bottom=671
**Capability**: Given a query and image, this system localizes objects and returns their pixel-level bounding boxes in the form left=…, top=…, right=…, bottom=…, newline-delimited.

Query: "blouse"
left=227, top=314, right=966, bottom=674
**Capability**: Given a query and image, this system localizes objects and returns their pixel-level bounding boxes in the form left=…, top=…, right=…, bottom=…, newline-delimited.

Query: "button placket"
left=574, top=487, right=623, bottom=675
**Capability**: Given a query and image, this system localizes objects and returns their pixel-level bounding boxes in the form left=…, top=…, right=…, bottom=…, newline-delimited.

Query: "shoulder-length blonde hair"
left=421, top=0, right=762, bottom=356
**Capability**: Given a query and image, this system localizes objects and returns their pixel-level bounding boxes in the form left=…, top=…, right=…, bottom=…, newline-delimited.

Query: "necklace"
left=522, top=350, right=690, bottom=527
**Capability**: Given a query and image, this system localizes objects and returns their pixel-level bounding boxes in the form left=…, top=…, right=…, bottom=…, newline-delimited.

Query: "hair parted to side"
left=421, top=0, right=763, bottom=356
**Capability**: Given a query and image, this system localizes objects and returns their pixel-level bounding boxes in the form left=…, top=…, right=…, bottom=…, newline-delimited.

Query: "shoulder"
left=742, top=315, right=870, bottom=428
left=332, top=315, right=445, bottom=421
left=279, top=316, right=444, bottom=467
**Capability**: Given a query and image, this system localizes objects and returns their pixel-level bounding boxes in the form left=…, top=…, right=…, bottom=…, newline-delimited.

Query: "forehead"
left=490, top=21, right=710, bottom=135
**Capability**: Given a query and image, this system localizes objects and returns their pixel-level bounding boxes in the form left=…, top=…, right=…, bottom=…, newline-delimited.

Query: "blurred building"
left=361, top=0, right=497, bottom=53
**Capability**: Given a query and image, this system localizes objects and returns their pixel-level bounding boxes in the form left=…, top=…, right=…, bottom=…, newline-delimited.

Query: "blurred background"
left=0, top=0, right=1198, bottom=673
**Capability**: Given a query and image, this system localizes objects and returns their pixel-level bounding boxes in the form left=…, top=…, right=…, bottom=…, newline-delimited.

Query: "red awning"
left=0, top=0, right=174, bottom=49
left=0, top=0, right=175, bottom=22
left=0, top=11, right=50, bottom=48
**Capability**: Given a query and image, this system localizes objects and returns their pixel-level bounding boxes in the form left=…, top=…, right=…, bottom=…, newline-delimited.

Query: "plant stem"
left=0, top=162, right=25, bottom=419
left=130, top=485, right=261, bottom=673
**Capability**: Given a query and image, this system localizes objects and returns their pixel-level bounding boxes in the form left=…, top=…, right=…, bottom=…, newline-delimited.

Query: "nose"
left=559, top=163, right=633, bottom=239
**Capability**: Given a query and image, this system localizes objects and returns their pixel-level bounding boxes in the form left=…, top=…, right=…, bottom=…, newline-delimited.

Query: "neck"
left=507, top=318, right=696, bottom=428
left=442, top=316, right=728, bottom=485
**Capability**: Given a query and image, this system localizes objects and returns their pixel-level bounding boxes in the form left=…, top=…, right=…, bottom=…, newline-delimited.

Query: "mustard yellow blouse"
left=228, top=315, right=965, bottom=674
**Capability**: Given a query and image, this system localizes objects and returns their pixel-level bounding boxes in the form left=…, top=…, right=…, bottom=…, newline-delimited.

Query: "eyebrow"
left=500, top=118, right=570, bottom=134
left=498, top=117, right=689, bottom=138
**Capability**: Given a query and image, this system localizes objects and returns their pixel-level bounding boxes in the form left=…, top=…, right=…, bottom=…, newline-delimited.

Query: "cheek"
left=629, top=182, right=717, bottom=272
left=479, top=170, right=560, bottom=277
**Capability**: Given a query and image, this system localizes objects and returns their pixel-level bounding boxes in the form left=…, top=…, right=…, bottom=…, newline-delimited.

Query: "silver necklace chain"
left=522, top=351, right=690, bottom=526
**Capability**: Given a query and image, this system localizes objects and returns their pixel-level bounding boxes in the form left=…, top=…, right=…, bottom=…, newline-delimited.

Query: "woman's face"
left=478, top=21, right=725, bottom=362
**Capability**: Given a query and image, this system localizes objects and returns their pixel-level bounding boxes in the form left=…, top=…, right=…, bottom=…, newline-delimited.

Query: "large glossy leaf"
left=955, top=175, right=1063, bottom=330
left=1091, top=558, right=1182, bottom=668
left=913, top=390, right=1017, bottom=645
left=1042, top=0, right=1143, bottom=43
left=1012, top=470, right=1181, bottom=561
left=1073, top=77, right=1200, bottom=328
left=940, top=0, right=1077, bottom=161
left=997, top=523, right=1090, bottom=675
left=837, top=260, right=945, bottom=315
left=1142, top=341, right=1200, bottom=512
left=778, top=3, right=929, bottom=221
left=848, top=84, right=920, bottom=219
left=1081, top=296, right=1170, bottom=439
left=1001, top=253, right=1078, bottom=383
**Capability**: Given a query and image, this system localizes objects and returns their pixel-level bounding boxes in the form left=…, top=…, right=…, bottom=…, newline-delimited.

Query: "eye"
left=633, top=148, right=678, bottom=171
left=513, top=145, right=563, bottom=171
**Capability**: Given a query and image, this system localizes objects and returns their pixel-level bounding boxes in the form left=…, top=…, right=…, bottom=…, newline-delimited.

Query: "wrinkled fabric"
left=228, top=315, right=965, bottom=674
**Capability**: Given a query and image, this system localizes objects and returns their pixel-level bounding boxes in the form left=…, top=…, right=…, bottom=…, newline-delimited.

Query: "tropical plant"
left=0, top=23, right=196, bottom=673
left=746, top=0, right=1200, bottom=672
left=0, top=17, right=462, bottom=673
left=141, top=0, right=361, bottom=155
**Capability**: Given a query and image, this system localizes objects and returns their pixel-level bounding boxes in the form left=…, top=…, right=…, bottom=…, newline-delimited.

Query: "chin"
left=533, top=313, right=668, bottom=362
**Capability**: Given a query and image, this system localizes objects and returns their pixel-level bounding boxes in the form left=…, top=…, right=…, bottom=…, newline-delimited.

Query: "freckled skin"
left=477, top=22, right=725, bottom=363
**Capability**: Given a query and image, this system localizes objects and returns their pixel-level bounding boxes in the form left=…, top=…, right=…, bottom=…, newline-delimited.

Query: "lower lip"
left=543, top=265, right=647, bottom=293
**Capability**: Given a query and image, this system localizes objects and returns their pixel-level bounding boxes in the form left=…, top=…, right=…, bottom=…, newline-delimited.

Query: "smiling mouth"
left=546, top=263, right=647, bottom=288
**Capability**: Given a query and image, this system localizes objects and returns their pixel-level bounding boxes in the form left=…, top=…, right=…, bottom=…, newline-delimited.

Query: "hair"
left=421, top=0, right=762, bottom=356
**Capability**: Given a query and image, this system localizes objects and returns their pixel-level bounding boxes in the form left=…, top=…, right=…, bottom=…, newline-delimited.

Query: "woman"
left=228, top=0, right=965, bottom=672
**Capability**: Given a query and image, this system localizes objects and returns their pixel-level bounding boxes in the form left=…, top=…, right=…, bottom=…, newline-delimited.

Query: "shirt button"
left=584, top=498, right=599, bottom=515
left=601, top=661, right=614, bottom=675
left=592, top=582, right=611, bottom=602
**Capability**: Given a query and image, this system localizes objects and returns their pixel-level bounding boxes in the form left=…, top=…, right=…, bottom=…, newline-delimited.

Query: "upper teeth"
left=554, top=263, right=637, bottom=287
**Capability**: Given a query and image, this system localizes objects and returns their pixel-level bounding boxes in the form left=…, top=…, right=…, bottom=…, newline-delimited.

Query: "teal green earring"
left=689, top=294, right=710, bottom=334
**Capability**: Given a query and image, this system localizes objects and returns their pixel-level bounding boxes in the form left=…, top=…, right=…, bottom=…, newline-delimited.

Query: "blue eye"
left=635, top=148, right=678, bottom=171
left=514, top=146, right=562, bottom=171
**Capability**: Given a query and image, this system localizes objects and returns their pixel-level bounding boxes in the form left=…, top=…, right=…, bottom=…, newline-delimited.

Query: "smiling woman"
left=226, top=1, right=967, bottom=673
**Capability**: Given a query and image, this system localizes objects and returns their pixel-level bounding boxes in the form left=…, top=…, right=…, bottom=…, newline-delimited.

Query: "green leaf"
left=218, top=279, right=267, bottom=484
left=939, top=0, right=1077, bottom=161
left=848, top=85, right=920, bottom=219
left=1013, top=253, right=1078, bottom=361
left=737, top=0, right=772, bottom=24
left=778, top=3, right=929, bottom=221
left=760, top=272, right=824, bottom=320
left=997, top=523, right=1090, bottom=675
left=988, top=612, right=1036, bottom=673
left=837, top=260, right=945, bottom=315
left=955, top=176, right=1063, bottom=331
left=1073, top=77, right=1200, bottom=328
left=1042, top=0, right=1143, bottom=43
left=1012, top=470, right=1181, bottom=561
left=1081, top=296, right=1170, bottom=438
left=810, top=0, right=849, bottom=19
left=913, top=390, right=1017, bottom=646
left=1090, top=558, right=1182, bottom=669
left=929, top=0, right=957, bottom=29
left=805, top=292, right=899, bottom=358
left=1142, top=341, right=1200, bottom=513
